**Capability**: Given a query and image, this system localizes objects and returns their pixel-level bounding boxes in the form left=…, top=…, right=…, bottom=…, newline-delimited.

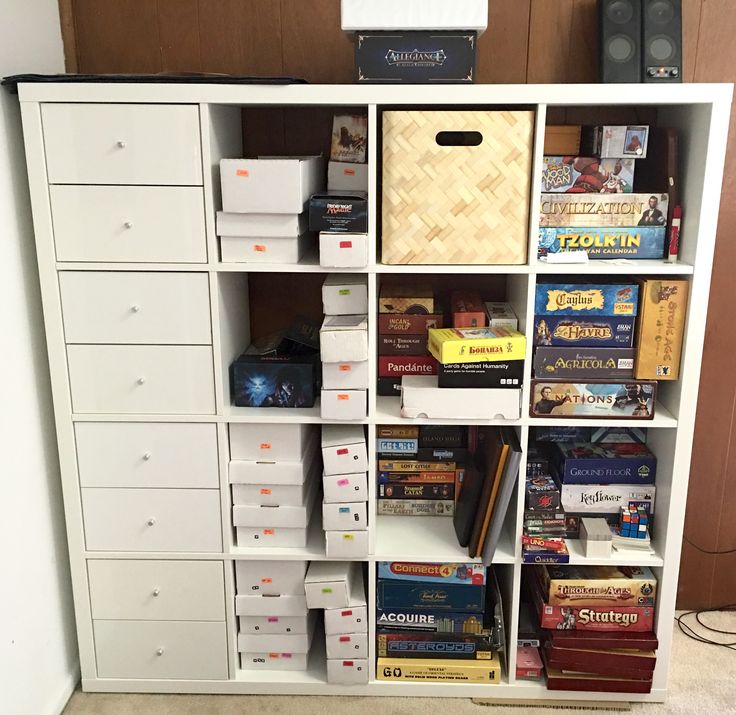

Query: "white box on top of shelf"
left=324, top=576, right=367, bottom=635
left=326, top=632, right=369, bottom=659
left=235, top=593, right=308, bottom=617
left=340, top=0, right=488, bottom=33
left=319, top=232, right=369, bottom=268
left=304, top=561, right=355, bottom=609
left=321, top=425, right=368, bottom=475
left=327, top=658, right=369, bottom=685
left=328, top=161, right=369, bottom=192
left=322, top=360, right=370, bottom=390
left=216, top=211, right=308, bottom=237
left=323, top=471, right=368, bottom=504
left=229, top=436, right=319, bottom=485
left=235, top=560, right=307, bottom=596
left=240, top=652, right=308, bottom=671
left=400, top=375, right=522, bottom=420
left=220, top=156, right=324, bottom=214
left=229, top=423, right=318, bottom=462
left=321, top=388, right=368, bottom=421
left=322, top=501, right=368, bottom=531
left=320, top=315, right=369, bottom=362
left=325, top=530, right=369, bottom=559
left=219, top=233, right=314, bottom=264
left=237, top=611, right=316, bottom=653
left=232, top=479, right=313, bottom=508
left=322, top=275, right=369, bottom=315
left=238, top=614, right=311, bottom=635
left=235, top=525, right=309, bottom=549
left=232, top=482, right=318, bottom=527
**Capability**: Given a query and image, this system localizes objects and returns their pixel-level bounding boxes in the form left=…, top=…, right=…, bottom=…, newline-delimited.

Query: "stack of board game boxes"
left=305, top=561, right=369, bottom=684
left=376, top=562, right=504, bottom=683
left=229, top=425, right=320, bottom=548
left=321, top=426, right=369, bottom=558
left=320, top=275, right=369, bottom=420
left=526, top=565, right=659, bottom=693
left=236, top=560, right=315, bottom=671
left=315, top=114, right=369, bottom=268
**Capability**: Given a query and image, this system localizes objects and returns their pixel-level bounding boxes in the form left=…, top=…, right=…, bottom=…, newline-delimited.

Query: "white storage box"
left=238, top=614, right=311, bottom=634
left=220, top=156, right=324, bottom=214
left=327, top=658, right=369, bottom=684
left=230, top=423, right=317, bottom=461
left=323, top=501, right=368, bottom=531
left=236, top=525, right=309, bottom=549
left=321, top=389, right=367, bottom=421
left=341, top=0, right=488, bottom=32
left=320, top=315, right=368, bottom=363
left=238, top=612, right=316, bottom=653
left=241, top=652, right=308, bottom=671
left=219, top=233, right=313, bottom=264
left=232, top=479, right=318, bottom=527
left=323, top=360, right=369, bottom=390
left=322, top=275, right=369, bottom=315
left=235, top=593, right=307, bottom=617
left=322, top=425, right=368, bottom=476
left=323, top=472, right=368, bottom=504
left=400, top=375, right=521, bottom=420
left=216, top=211, right=307, bottom=238
left=324, top=576, right=368, bottom=635
left=325, top=530, right=369, bottom=558
left=320, top=232, right=368, bottom=269
left=326, top=632, right=369, bottom=659
left=328, top=161, right=369, bottom=192
left=229, top=436, right=318, bottom=485
left=232, top=478, right=313, bottom=508
left=304, top=561, right=354, bottom=609
left=235, top=560, right=307, bottom=596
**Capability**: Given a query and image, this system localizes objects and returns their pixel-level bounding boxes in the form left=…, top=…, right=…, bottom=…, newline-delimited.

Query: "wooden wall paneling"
left=476, top=0, right=531, bottom=83
left=527, top=0, right=576, bottom=83
left=682, top=0, right=704, bottom=83
left=242, top=109, right=287, bottom=157
left=57, top=0, right=78, bottom=72
left=157, top=0, right=202, bottom=72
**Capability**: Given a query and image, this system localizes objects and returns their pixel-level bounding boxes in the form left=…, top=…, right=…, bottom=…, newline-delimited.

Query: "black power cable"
left=684, top=537, right=736, bottom=556
left=676, top=605, right=736, bottom=650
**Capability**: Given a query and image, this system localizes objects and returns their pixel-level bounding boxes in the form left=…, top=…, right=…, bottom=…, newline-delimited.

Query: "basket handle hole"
left=435, top=131, right=482, bottom=146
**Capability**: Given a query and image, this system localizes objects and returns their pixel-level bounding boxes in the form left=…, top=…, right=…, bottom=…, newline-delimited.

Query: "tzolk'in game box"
left=538, top=226, right=666, bottom=259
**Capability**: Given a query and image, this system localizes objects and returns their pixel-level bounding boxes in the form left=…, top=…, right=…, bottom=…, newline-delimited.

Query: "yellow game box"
left=377, top=652, right=501, bottom=683
left=428, top=327, right=526, bottom=364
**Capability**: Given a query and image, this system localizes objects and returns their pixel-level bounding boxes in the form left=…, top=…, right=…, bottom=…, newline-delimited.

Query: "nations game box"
left=534, top=347, right=635, bottom=380
left=551, top=442, right=657, bottom=485
left=541, top=156, right=635, bottom=193
left=535, top=283, right=639, bottom=317
left=533, top=315, right=636, bottom=348
left=538, top=226, right=666, bottom=260
left=530, top=380, right=657, bottom=419
left=540, top=193, right=669, bottom=228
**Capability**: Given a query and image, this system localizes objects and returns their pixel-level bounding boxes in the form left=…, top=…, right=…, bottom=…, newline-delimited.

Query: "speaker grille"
left=648, top=0, right=675, bottom=23
left=608, top=35, right=637, bottom=62
left=607, top=0, right=635, bottom=23
left=649, top=35, right=675, bottom=61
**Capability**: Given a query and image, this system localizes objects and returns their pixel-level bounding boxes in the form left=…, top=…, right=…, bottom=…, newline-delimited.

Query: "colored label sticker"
left=263, top=529, right=274, bottom=535
left=343, top=661, right=354, bottom=667
left=343, top=534, right=354, bottom=541
left=236, top=168, right=249, bottom=177
left=339, top=289, right=351, bottom=295
left=340, top=636, right=350, bottom=642
left=337, top=448, right=349, bottom=455
left=267, top=617, right=279, bottom=623
left=261, top=577, right=272, bottom=584
left=339, top=241, right=353, bottom=249
left=338, top=364, right=352, bottom=371
left=341, top=610, right=353, bottom=616
left=260, top=488, right=272, bottom=495
left=344, top=168, right=356, bottom=176
left=254, top=245, right=267, bottom=252
left=282, top=653, right=292, bottom=658
left=259, top=443, right=271, bottom=450
left=337, top=394, right=350, bottom=401
left=339, top=507, right=350, bottom=513
left=337, top=479, right=349, bottom=487
left=322, top=587, right=333, bottom=593
left=268, top=653, right=279, bottom=658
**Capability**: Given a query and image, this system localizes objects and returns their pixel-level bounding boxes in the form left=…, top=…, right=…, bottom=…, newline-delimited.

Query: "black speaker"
left=599, top=0, right=642, bottom=83
left=642, top=0, right=682, bottom=82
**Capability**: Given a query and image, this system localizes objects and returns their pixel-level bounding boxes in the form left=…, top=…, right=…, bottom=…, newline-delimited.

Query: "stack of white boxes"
left=320, top=275, right=369, bottom=420
left=236, top=560, right=315, bottom=670
left=321, top=425, right=369, bottom=557
left=305, top=561, right=369, bottom=684
left=217, top=156, right=324, bottom=263
left=229, top=424, right=321, bottom=547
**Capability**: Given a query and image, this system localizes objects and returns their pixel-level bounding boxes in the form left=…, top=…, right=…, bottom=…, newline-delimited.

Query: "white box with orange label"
left=235, top=560, right=307, bottom=596
left=229, top=424, right=317, bottom=461
left=322, top=360, right=369, bottom=390
left=321, top=388, right=367, bottom=421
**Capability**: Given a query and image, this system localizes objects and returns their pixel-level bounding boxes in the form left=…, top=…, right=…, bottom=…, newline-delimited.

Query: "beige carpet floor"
left=63, top=611, right=736, bottom=715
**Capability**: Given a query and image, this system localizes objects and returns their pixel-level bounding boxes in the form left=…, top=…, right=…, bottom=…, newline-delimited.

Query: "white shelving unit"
left=17, top=82, right=731, bottom=702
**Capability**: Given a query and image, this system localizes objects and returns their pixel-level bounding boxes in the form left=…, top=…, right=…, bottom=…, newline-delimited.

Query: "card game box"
left=428, top=327, right=527, bottom=364
left=377, top=377, right=402, bottom=397
left=540, top=193, right=668, bottom=228
left=451, top=291, right=487, bottom=328
left=331, top=114, right=368, bottom=164
left=379, top=460, right=456, bottom=473
left=541, top=156, right=635, bottom=193
left=379, top=426, right=419, bottom=439
left=379, top=334, right=428, bottom=355
left=378, top=313, right=444, bottom=334
left=535, top=283, right=639, bottom=317
left=516, top=646, right=544, bottom=679
left=378, top=562, right=486, bottom=585
left=376, top=608, right=491, bottom=634
left=538, top=226, right=666, bottom=259
left=591, top=427, right=647, bottom=444
left=548, top=629, right=658, bottom=651
left=530, top=380, right=657, bottom=419
left=377, top=654, right=501, bottom=683
left=534, top=426, right=593, bottom=442
left=561, top=484, right=655, bottom=516
left=378, top=483, right=455, bottom=500
left=376, top=437, right=418, bottom=455
left=634, top=278, right=689, bottom=380
left=377, top=580, right=486, bottom=612
left=377, top=499, right=454, bottom=516
left=544, top=667, right=652, bottom=693
left=533, top=316, right=636, bottom=348
left=377, top=632, right=495, bottom=660
left=379, top=284, right=434, bottom=314
left=418, top=425, right=467, bottom=448
left=534, top=347, right=634, bottom=380
left=438, top=359, right=524, bottom=389
left=308, top=191, right=368, bottom=233
left=551, top=442, right=656, bottom=485
left=581, top=125, right=650, bottom=159
left=526, top=445, right=551, bottom=477
left=522, top=546, right=570, bottom=564
left=416, top=447, right=470, bottom=463
left=378, top=356, right=438, bottom=378
left=526, top=475, right=561, bottom=510
left=485, top=302, right=518, bottom=329
left=378, top=471, right=456, bottom=485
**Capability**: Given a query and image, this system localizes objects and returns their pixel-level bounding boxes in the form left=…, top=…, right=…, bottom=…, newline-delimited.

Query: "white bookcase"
left=17, top=82, right=731, bottom=702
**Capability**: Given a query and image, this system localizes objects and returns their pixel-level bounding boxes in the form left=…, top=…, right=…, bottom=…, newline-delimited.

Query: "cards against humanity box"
left=438, top=360, right=524, bottom=388
left=535, top=283, right=639, bottom=317
left=552, top=442, right=657, bottom=485
left=530, top=380, right=656, bottom=419
left=538, top=227, right=666, bottom=260
left=540, top=193, right=668, bottom=228
left=541, top=156, right=635, bottom=193
left=309, top=191, right=368, bottom=233
left=355, top=31, right=477, bottom=84
left=533, top=315, right=635, bottom=348
left=534, top=347, right=635, bottom=379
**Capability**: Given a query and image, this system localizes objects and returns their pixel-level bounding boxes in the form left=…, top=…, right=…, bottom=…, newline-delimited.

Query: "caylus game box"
left=535, top=283, right=639, bottom=317
left=533, top=316, right=636, bottom=348
left=538, top=226, right=666, bottom=260
left=530, top=380, right=657, bottom=419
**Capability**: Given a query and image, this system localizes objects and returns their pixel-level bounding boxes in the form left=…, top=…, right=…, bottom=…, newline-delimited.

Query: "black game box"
left=438, top=360, right=524, bottom=389
left=308, top=191, right=368, bottom=233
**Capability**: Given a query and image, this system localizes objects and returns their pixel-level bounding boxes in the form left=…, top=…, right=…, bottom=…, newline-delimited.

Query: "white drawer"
left=88, top=560, right=225, bottom=620
left=59, top=272, right=212, bottom=345
left=94, top=620, right=228, bottom=680
left=42, top=103, right=203, bottom=185
left=82, top=488, right=222, bottom=552
left=75, top=423, right=219, bottom=489
left=67, top=345, right=215, bottom=414
left=51, top=185, right=207, bottom=263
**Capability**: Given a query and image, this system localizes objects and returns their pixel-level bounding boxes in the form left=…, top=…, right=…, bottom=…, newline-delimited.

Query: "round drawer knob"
left=137, top=377, right=146, bottom=385
left=117, top=140, right=126, bottom=148
left=131, top=305, right=141, bottom=313
left=143, top=451, right=152, bottom=461
left=152, top=588, right=160, bottom=597
left=124, top=221, right=134, bottom=229
left=147, top=518, right=156, bottom=527
left=156, top=648, right=164, bottom=656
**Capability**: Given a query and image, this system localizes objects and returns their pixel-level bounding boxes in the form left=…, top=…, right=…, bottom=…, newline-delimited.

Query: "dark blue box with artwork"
left=551, top=442, right=657, bottom=485
left=533, top=315, right=635, bottom=348
left=377, top=579, right=485, bottom=612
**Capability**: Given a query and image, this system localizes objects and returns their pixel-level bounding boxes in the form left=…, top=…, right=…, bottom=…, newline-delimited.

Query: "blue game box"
left=535, top=283, right=639, bottom=317
left=533, top=315, right=635, bottom=348
left=377, top=580, right=485, bottom=612
left=377, top=562, right=486, bottom=585
left=538, top=227, right=666, bottom=260
left=551, top=442, right=657, bottom=485
left=376, top=607, right=491, bottom=634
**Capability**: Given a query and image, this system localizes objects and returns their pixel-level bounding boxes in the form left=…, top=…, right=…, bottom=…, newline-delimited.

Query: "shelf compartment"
left=533, top=259, right=694, bottom=275
left=527, top=401, right=677, bottom=428
left=563, top=539, right=664, bottom=567
left=375, top=396, right=523, bottom=427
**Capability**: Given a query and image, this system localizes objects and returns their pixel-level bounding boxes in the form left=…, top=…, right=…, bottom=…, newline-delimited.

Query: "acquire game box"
left=533, top=316, right=636, bottom=348
left=541, top=156, right=635, bottom=193
left=539, top=193, right=668, bottom=228
left=376, top=607, right=491, bottom=634
left=551, top=442, right=657, bottom=484
left=535, top=283, right=639, bottom=317
left=538, top=226, right=666, bottom=259
left=534, top=347, right=635, bottom=379
left=530, top=380, right=656, bottom=419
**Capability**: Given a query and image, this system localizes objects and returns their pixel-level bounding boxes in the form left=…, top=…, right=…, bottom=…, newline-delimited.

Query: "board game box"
left=377, top=654, right=501, bottom=683
left=416, top=447, right=470, bottom=462
left=379, top=284, right=434, bottom=314
left=538, top=226, right=666, bottom=259
left=377, top=580, right=485, bottom=612
left=551, top=442, right=656, bottom=485
left=544, top=667, right=652, bottom=693
left=530, top=380, right=656, bottom=419
left=547, top=629, right=658, bottom=651
left=379, top=334, right=429, bottom=355
left=533, top=316, right=636, bottom=348
left=376, top=608, right=491, bottom=634
left=378, top=471, right=456, bottom=484
left=377, top=499, right=454, bottom=516
left=377, top=632, right=495, bottom=660
left=540, top=193, right=668, bottom=228
left=535, top=283, right=639, bottom=317
left=526, top=475, right=561, bottom=510
left=560, top=484, right=656, bottom=516
left=534, top=347, right=635, bottom=380
left=378, top=355, right=438, bottom=378
left=581, top=124, right=650, bottom=159
left=428, top=327, right=527, bottom=364
left=376, top=438, right=418, bottom=455
left=379, top=460, right=455, bottom=472
left=331, top=114, right=368, bottom=164
left=378, top=313, right=444, bottom=334
left=533, top=426, right=593, bottom=442
left=438, top=359, right=524, bottom=388
left=418, top=425, right=467, bottom=448
left=377, top=377, right=402, bottom=397
left=591, top=427, right=647, bottom=444
left=377, top=562, right=486, bottom=585
left=541, top=156, right=636, bottom=193
left=378, top=483, right=455, bottom=500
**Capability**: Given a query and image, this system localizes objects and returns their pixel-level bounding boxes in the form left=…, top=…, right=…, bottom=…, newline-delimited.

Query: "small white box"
left=320, top=232, right=369, bottom=268
left=322, top=275, right=369, bottom=315
left=400, top=375, right=521, bottom=420
left=230, top=423, right=317, bottom=461
left=323, top=472, right=368, bottom=504
left=322, top=501, right=367, bottom=531
left=321, top=425, right=368, bottom=476
left=238, top=611, right=316, bottom=653
left=220, top=156, right=324, bottom=214
left=229, top=436, right=318, bottom=485
left=219, top=233, right=314, bottom=264
left=320, top=315, right=368, bottom=363
left=581, top=517, right=613, bottom=558
left=232, top=479, right=318, bottom=527
left=325, top=530, right=369, bottom=558
left=236, top=525, right=309, bottom=548
left=328, top=161, right=369, bottom=192
left=326, top=632, right=369, bottom=659
left=232, top=479, right=312, bottom=507
left=341, top=0, right=488, bottom=33
left=304, top=561, right=354, bottom=609
left=484, top=302, right=519, bottom=330
left=241, top=652, right=308, bottom=671
left=216, top=211, right=307, bottom=238
left=235, top=560, right=307, bottom=596
left=321, top=389, right=367, bottom=421
left=324, top=575, right=367, bottom=635
left=238, top=614, right=311, bottom=634
left=235, top=593, right=308, bottom=617
left=322, top=360, right=369, bottom=390
left=327, top=658, right=369, bottom=684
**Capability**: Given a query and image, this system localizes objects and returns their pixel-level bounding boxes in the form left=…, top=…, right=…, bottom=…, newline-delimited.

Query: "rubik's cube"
left=620, top=506, right=649, bottom=539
